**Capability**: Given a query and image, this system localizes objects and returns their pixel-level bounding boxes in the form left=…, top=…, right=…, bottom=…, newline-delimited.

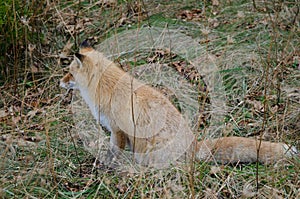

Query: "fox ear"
left=80, top=40, right=92, bottom=48
left=74, top=53, right=85, bottom=68
left=79, top=39, right=94, bottom=53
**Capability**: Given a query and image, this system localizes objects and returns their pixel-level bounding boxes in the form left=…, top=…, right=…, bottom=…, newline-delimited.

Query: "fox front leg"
left=105, top=130, right=127, bottom=167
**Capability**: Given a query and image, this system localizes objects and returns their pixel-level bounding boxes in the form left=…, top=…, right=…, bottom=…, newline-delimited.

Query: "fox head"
left=60, top=41, right=94, bottom=90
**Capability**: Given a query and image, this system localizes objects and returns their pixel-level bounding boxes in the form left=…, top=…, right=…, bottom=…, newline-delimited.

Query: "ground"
left=0, top=0, right=299, bottom=198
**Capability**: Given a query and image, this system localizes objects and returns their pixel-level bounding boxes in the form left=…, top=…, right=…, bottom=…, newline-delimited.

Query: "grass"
left=1, top=0, right=299, bottom=198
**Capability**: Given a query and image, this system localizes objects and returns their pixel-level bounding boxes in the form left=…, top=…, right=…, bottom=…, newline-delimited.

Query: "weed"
left=0, top=0, right=299, bottom=198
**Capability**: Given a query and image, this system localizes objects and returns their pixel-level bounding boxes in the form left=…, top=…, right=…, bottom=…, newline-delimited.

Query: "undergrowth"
left=0, top=0, right=299, bottom=198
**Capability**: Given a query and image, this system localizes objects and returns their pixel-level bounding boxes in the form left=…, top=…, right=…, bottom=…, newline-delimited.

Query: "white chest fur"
left=79, top=88, right=112, bottom=132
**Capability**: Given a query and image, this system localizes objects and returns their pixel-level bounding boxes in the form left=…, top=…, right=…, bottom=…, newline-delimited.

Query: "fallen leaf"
left=201, top=28, right=210, bottom=36
left=116, top=182, right=127, bottom=193
left=31, top=64, right=39, bottom=73
left=24, top=135, right=43, bottom=142
left=237, top=11, right=245, bottom=18
left=28, top=124, right=44, bottom=131
left=172, top=61, right=185, bottom=73
left=227, top=35, right=234, bottom=44
left=12, top=116, right=21, bottom=125
left=246, top=99, right=264, bottom=113
left=97, top=0, right=117, bottom=5
left=0, top=109, right=9, bottom=121
left=27, top=109, right=38, bottom=120
left=210, top=165, right=222, bottom=175
left=242, top=183, right=256, bottom=198
left=17, top=138, right=36, bottom=147
left=208, top=17, right=219, bottom=28
left=28, top=43, right=36, bottom=54
left=212, top=0, right=219, bottom=6
left=177, top=9, right=203, bottom=21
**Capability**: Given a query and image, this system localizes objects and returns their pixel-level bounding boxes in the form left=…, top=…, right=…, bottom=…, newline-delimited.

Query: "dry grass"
left=0, top=0, right=299, bottom=198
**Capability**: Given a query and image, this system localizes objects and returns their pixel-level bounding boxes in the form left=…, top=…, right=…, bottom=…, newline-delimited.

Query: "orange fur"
left=60, top=44, right=297, bottom=168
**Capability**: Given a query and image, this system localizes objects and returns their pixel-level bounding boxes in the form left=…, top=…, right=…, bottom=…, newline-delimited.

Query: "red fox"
left=60, top=41, right=297, bottom=168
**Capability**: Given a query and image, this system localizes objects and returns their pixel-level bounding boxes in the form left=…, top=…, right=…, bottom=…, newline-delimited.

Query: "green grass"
left=0, top=0, right=299, bottom=198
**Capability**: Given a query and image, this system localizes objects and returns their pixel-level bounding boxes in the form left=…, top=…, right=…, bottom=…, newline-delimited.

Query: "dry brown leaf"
left=0, top=109, right=9, bottom=119
left=31, top=64, right=39, bottom=73
left=97, top=0, right=117, bottom=5
left=237, top=11, right=245, bottom=18
left=204, top=188, right=218, bottom=199
left=24, top=135, right=43, bottom=143
left=28, top=124, right=44, bottom=131
left=147, top=53, right=158, bottom=63
left=172, top=61, right=185, bottom=73
left=28, top=43, right=36, bottom=54
left=208, top=17, right=219, bottom=28
left=27, top=109, right=38, bottom=120
left=201, top=28, right=210, bottom=36
left=241, top=183, right=256, bottom=198
left=212, top=0, right=219, bottom=6
left=210, top=165, right=222, bottom=175
left=177, top=9, right=203, bottom=21
left=227, top=35, right=234, bottom=44
left=12, top=116, right=21, bottom=125
left=116, top=182, right=127, bottom=193
left=119, top=13, right=128, bottom=25
left=246, top=99, right=264, bottom=112
left=17, top=138, right=36, bottom=147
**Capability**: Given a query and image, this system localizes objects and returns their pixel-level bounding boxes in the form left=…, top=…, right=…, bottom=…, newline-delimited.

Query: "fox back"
left=60, top=42, right=297, bottom=168
left=60, top=43, right=195, bottom=168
